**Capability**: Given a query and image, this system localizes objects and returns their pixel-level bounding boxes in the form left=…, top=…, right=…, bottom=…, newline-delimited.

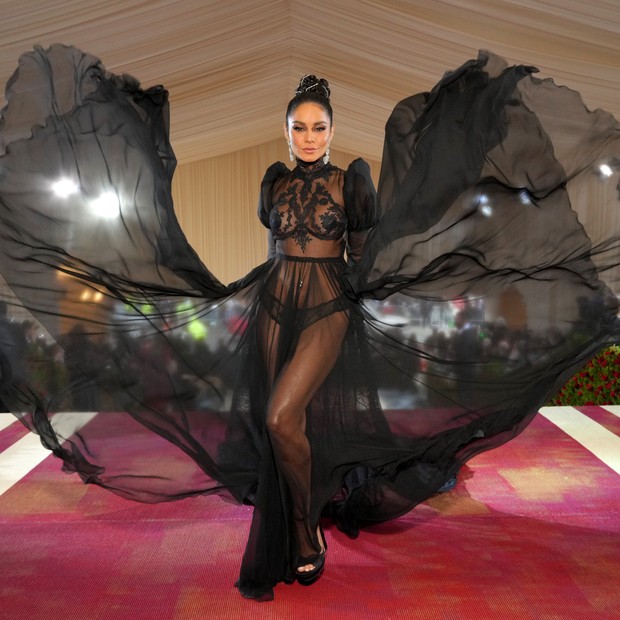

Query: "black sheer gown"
left=0, top=45, right=619, bottom=601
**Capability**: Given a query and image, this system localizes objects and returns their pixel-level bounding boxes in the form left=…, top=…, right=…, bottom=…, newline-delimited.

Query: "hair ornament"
left=295, top=74, right=330, bottom=100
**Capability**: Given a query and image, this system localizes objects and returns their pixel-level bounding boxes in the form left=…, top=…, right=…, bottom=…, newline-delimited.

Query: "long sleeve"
left=266, top=230, right=276, bottom=261
left=343, top=158, right=377, bottom=264
left=257, top=162, right=289, bottom=228
left=258, top=162, right=289, bottom=261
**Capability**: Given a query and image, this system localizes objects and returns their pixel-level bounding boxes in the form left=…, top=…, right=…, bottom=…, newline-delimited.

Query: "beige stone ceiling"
left=1, top=0, right=618, bottom=164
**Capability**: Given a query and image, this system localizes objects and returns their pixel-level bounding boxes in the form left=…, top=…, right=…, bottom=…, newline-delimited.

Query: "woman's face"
left=284, top=102, right=334, bottom=163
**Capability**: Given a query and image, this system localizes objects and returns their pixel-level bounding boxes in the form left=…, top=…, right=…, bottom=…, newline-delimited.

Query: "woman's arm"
left=344, top=158, right=377, bottom=264
left=267, top=230, right=276, bottom=260
left=258, top=162, right=288, bottom=261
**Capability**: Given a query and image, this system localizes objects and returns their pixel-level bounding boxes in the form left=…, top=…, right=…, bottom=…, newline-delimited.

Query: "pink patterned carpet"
left=0, top=407, right=618, bottom=620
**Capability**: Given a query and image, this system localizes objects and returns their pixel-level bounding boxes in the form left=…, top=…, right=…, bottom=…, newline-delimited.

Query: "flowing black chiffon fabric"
left=1, top=46, right=619, bottom=600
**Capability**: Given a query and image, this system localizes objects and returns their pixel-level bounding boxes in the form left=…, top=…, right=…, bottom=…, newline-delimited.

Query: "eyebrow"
left=291, top=120, right=328, bottom=126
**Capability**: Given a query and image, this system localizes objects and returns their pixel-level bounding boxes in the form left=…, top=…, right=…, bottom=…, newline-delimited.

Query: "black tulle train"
left=0, top=46, right=619, bottom=600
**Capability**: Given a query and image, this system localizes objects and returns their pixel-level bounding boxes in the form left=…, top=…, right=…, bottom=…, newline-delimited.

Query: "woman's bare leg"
left=266, top=310, right=348, bottom=572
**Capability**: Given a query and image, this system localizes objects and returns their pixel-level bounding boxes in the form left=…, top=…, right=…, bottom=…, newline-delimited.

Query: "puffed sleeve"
left=258, top=162, right=289, bottom=228
left=258, top=162, right=289, bottom=260
left=343, top=158, right=377, bottom=264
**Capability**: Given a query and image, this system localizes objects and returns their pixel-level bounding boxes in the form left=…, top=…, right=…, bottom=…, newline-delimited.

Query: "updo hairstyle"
left=286, top=74, right=333, bottom=123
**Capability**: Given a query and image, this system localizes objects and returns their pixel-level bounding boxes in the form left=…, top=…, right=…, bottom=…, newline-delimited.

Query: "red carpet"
left=0, top=408, right=618, bottom=619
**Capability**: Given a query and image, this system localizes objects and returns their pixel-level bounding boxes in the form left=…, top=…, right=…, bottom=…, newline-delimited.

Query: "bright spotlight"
left=52, top=178, right=79, bottom=197
left=599, top=164, right=613, bottom=178
left=92, top=191, right=120, bottom=218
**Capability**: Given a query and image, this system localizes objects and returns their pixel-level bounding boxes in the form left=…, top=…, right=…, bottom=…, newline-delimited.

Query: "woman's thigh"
left=267, top=310, right=349, bottom=428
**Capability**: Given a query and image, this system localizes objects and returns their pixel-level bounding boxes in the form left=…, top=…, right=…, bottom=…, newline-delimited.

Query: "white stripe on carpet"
left=0, top=432, right=52, bottom=496
left=539, top=406, right=620, bottom=475
left=0, top=413, right=16, bottom=432
left=602, top=405, right=620, bottom=418
left=0, top=412, right=97, bottom=496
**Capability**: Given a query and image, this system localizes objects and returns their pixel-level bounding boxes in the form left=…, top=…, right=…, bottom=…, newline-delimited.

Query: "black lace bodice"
left=258, top=157, right=377, bottom=260
left=269, top=160, right=347, bottom=251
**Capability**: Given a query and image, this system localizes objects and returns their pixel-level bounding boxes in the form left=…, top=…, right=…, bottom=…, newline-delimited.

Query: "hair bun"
left=295, top=75, right=330, bottom=100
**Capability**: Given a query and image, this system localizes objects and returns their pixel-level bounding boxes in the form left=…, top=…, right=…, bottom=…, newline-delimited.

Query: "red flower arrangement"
left=548, top=346, right=620, bottom=406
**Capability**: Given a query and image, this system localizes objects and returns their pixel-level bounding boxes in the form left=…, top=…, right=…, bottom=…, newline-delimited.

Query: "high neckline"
left=294, top=157, right=329, bottom=175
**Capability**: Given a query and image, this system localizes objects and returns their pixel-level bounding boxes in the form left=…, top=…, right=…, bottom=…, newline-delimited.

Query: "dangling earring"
left=323, top=144, right=330, bottom=165
left=288, top=141, right=294, bottom=162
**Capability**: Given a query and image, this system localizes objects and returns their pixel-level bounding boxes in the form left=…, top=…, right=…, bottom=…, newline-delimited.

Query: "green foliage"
left=549, top=345, right=620, bottom=406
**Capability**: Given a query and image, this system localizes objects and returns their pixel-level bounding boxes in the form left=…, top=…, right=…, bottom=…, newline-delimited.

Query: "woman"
left=0, top=46, right=619, bottom=602
left=239, top=75, right=377, bottom=594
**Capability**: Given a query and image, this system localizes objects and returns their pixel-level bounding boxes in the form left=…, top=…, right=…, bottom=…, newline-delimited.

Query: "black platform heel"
left=295, top=526, right=327, bottom=586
